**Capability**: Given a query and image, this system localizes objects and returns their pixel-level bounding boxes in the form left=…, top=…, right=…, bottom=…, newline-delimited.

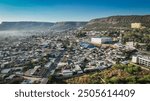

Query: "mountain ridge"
left=0, top=15, right=150, bottom=31
left=85, top=15, right=150, bottom=30
left=0, top=21, right=87, bottom=31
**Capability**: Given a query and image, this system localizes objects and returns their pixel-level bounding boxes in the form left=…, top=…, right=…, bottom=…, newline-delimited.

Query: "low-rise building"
left=62, top=69, right=73, bottom=77
left=131, top=23, right=142, bottom=29
left=91, top=37, right=112, bottom=45
left=1, top=68, right=12, bottom=75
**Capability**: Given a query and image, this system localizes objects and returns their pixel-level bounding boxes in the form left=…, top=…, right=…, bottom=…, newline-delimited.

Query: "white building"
left=132, top=55, right=150, bottom=67
left=62, top=69, right=73, bottom=77
left=132, top=56, right=138, bottom=63
left=126, top=42, right=134, bottom=47
left=131, top=23, right=142, bottom=29
left=91, top=37, right=112, bottom=45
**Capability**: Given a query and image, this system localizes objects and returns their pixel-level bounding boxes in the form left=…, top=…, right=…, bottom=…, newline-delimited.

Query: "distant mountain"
left=0, top=21, right=87, bottom=31
left=0, top=22, right=54, bottom=31
left=84, top=15, right=150, bottom=30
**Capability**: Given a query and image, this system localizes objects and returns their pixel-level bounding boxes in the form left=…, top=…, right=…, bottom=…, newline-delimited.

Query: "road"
left=43, top=49, right=66, bottom=78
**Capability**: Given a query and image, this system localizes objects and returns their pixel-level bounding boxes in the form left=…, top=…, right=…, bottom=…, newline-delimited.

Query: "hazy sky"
left=0, top=0, right=150, bottom=22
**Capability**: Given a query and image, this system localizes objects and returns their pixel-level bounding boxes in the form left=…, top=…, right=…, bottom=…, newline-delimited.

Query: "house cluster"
left=53, top=39, right=133, bottom=78
left=0, top=33, right=69, bottom=84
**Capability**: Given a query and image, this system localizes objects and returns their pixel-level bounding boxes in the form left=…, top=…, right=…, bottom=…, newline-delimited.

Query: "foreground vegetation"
left=64, top=64, right=150, bottom=84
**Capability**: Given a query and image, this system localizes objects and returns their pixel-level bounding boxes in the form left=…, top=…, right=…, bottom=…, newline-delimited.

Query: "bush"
left=125, top=76, right=137, bottom=84
left=109, top=77, right=121, bottom=84
left=124, top=65, right=141, bottom=74
left=124, top=67, right=134, bottom=74
left=114, top=64, right=126, bottom=70
left=133, top=66, right=141, bottom=72
left=137, top=75, right=150, bottom=83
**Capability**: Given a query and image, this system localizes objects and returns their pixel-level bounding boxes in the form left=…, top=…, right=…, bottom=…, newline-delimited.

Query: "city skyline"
left=0, top=0, right=150, bottom=22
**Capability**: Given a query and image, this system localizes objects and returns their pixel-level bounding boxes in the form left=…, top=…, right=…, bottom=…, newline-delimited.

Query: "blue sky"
left=0, top=0, right=150, bottom=22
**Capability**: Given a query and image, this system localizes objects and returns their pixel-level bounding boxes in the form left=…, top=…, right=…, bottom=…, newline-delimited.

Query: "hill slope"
left=84, top=15, right=150, bottom=30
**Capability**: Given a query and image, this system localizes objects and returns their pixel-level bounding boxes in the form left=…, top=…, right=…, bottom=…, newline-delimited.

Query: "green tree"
left=109, top=77, right=121, bottom=84
left=126, top=76, right=137, bottom=84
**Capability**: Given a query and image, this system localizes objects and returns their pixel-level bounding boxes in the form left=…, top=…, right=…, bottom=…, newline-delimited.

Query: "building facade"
left=91, top=37, right=112, bottom=45
left=132, top=55, right=150, bottom=67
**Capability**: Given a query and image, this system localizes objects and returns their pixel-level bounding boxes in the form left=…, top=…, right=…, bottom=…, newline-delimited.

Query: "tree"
left=133, top=66, right=141, bottom=72
left=109, top=77, right=121, bottom=84
left=126, top=76, right=137, bottom=84
left=114, top=64, right=126, bottom=70
left=137, top=75, right=150, bottom=83
left=48, top=75, right=54, bottom=83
